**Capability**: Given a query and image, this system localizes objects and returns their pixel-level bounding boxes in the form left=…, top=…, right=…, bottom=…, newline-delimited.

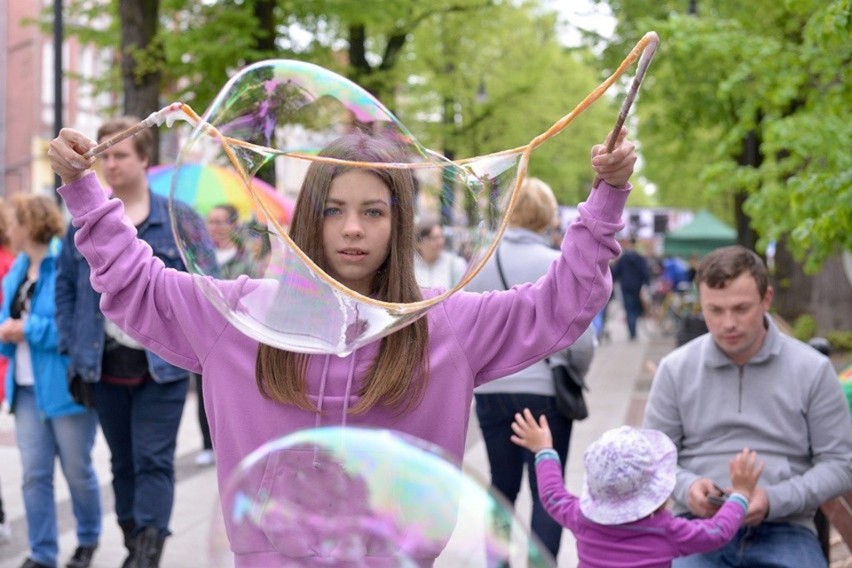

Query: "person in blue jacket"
left=1, top=194, right=100, bottom=568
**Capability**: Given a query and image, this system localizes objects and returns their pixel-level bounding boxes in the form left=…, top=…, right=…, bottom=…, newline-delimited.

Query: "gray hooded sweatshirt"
left=643, top=316, right=852, bottom=533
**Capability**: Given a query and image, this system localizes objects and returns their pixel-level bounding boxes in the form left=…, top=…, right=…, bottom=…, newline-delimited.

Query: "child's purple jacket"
left=536, top=457, right=748, bottom=567
left=60, top=172, right=628, bottom=566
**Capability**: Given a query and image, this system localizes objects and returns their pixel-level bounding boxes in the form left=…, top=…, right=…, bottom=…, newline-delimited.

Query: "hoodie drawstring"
left=312, top=352, right=357, bottom=466
left=314, top=355, right=331, bottom=430
left=341, top=352, right=356, bottom=428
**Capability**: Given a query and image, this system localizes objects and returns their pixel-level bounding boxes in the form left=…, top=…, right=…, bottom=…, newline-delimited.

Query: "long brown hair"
left=256, top=132, right=430, bottom=414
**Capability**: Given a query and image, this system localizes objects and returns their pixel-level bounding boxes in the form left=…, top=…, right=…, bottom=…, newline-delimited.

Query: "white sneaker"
left=195, top=449, right=215, bottom=466
left=0, top=521, right=10, bottom=543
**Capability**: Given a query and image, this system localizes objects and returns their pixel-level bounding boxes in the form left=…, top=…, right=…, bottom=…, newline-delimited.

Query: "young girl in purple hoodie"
left=49, top=127, right=636, bottom=567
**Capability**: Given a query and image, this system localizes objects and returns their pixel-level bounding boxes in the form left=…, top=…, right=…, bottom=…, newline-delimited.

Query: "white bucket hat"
left=580, top=425, right=677, bottom=525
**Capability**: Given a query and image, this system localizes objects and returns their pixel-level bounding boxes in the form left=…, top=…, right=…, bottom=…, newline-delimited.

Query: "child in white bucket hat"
left=511, top=409, right=764, bottom=567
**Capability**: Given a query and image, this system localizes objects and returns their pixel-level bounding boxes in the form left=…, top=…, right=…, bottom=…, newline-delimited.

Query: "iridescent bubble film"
left=168, top=33, right=659, bottom=355
left=209, top=426, right=555, bottom=567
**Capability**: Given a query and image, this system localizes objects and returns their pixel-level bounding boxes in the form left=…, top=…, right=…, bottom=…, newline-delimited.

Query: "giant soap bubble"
left=163, top=32, right=659, bottom=355
left=209, top=426, right=556, bottom=567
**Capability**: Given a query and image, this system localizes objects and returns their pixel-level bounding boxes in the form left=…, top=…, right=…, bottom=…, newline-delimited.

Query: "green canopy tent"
left=664, top=209, right=737, bottom=258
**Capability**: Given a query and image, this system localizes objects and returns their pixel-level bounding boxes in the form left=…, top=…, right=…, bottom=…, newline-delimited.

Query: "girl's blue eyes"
left=322, top=207, right=385, bottom=218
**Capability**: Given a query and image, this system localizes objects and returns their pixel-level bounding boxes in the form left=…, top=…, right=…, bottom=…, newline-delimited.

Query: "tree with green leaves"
left=55, top=0, right=619, bottom=205
left=596, top=0, right=850, bottom=271
left=595, top=0, right=851, bottom=327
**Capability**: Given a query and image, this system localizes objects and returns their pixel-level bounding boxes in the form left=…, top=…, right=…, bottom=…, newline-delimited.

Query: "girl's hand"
left=510, top=408, right=553, bottom=454
left=47, top=129, right=97, bottom=185
left=0, top=318, right=24, bottom=343
left=729, top=448, right=765, bottom=501
left=591, top=127, right=637, bottom=189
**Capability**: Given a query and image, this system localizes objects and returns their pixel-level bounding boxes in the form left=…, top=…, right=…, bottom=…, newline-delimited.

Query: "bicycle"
left=642, top=282, right=700, bottom=339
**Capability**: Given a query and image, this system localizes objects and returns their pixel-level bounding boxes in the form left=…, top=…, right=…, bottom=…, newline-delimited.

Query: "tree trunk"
left=249, top=0, right=278, bottom=187
left=734, top=129, right=761, bottom=251
left=253, top=0, right=276, bottom=53
left=811, top=254, right=852, bottom=333
left=118, top=0, right=162, bottom=162
left=770, top=237, right=812, bottom=324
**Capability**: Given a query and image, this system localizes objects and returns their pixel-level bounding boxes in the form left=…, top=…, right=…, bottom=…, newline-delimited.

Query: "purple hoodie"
left=60, top=172, right=628, bottom=566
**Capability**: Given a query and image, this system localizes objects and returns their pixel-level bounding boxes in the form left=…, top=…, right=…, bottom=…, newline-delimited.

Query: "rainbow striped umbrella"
left=147, top=164, right=294, bottom=225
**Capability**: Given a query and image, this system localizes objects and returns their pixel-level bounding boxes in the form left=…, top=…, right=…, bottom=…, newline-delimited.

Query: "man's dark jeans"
left=622, top=290, right=643, bottom=339
left=93, top=377, right=188, bottom=535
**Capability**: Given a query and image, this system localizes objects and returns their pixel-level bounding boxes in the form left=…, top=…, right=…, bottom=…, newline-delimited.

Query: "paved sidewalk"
left=0, top=308, right=848, bottom=567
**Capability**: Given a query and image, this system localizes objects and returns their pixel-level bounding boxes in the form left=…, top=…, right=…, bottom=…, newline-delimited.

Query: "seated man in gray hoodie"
left=643, top=245, right=852, bottom=568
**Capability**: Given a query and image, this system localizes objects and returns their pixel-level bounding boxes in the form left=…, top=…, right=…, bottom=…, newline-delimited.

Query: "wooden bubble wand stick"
left=592, top=31, right=660, bottom=189
left=83, top=102, right=188, bottom=159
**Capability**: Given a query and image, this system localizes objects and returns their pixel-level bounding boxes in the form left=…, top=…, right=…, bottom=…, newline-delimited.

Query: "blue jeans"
left=475, top=392, right=573, bottom=560
left=673, top=522, right=827, bottom=567
left=93, top=377, right=188, bottom=537
left=14, top=387, right=100, bottom=567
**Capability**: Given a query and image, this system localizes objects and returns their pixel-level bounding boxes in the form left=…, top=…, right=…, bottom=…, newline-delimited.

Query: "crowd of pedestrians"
left=0, top=115, right=846, bottom=568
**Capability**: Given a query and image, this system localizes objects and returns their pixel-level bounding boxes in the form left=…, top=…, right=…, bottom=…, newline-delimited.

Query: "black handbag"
left=548, top=358, right=589, bottom=421
left=494, top=247, right=590, bottom=421
left=68, top=374, right=96, bottom=408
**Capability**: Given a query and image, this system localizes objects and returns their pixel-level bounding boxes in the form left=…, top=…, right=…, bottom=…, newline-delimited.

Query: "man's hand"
left=687, top=478, right=727, bottom=518
left=744, top=486, right=770, bottom=525
left=47, top=129, right=97, bottom=185
left=510, top=408, right=553, bottom=454
left=591, top=127, right=637, bottom=189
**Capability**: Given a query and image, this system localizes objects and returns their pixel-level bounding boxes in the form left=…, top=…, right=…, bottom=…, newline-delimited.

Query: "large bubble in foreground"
left=208, top=426, right=555, bottom=567
left=169, top=33, right=660, bottom=355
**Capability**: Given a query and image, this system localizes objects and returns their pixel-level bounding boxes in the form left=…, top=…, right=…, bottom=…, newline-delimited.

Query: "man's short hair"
left=97, top=116, right=153, bottom=161
left=696, top=245, right=769, bottom=297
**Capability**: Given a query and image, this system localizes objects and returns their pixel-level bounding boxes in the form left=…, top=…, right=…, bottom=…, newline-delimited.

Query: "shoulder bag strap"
left=494, top=246, right=510, bottom=291
left=496, top=245, right=553, bottom=366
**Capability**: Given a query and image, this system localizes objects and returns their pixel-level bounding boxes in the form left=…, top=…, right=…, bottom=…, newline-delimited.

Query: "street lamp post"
left=53, top=0, right=63, bottom=192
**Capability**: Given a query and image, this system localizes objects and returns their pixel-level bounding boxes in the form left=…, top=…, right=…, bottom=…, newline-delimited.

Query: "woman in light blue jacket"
left=0, top=195, right=100, bottom=568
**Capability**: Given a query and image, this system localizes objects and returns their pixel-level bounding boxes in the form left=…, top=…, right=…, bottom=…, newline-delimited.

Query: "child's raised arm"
left=510, top=408, right=553, bottom=454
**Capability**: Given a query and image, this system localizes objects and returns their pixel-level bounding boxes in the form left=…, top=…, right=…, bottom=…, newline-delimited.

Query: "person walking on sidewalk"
left=413, top=220, right=467, bottom=289
left=1, top=195, right=101, bottom=568
left=611, top=236, right=650, bottom=340
left=643, top=245, right=852, bottom=567
left=466, top=176, right=596, bottom=560
left=0, top=197, right=16, bottom=546
left=511, top=411, right=765, bottom=567
left=55, top=117, right=214, bottom=568
left=49, top=126, right=636, bottom=566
